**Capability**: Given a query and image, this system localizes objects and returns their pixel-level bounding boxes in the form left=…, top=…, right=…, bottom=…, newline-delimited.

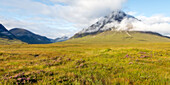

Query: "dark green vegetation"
left=0, top=31, right=170, bottom=85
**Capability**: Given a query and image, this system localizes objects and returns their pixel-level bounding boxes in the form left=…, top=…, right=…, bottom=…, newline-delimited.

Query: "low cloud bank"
left=118, top=15, right=170, bottom=36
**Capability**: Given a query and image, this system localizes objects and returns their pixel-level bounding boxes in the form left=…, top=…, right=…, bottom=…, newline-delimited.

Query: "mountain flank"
left=72, top=10, right=170, bottom=41
left=0, top=24, right=16, bottom=39
left=9, top=28, right=52, bottom=44
left=67, top=31, right=170, bottom=44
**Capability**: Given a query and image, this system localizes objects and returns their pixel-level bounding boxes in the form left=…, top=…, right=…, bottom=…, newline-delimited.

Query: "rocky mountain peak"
left=77, top=10, right=138, bottom=35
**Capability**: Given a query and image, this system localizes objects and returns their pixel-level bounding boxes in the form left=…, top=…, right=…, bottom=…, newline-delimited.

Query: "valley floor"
left=0, top=42, right=170, bottom=85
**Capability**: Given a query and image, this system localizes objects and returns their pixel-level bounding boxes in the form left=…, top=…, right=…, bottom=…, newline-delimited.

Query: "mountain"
left=73, top=10, right=138, bottom=38
left=51, top=36, right=69, bottom=43
left=69, top=10, right=170, bottom=43
left=72, top=10, right=170, bottom=40
left=0, top=24, right=24, bottom=44
left=9, top=28, right=52, bottom=44
left=0, top=24, right=16, bottom=39
left=0, top=24, right=67, bottom=44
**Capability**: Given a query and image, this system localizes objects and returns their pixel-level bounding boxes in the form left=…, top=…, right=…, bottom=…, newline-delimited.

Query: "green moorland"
left=0, top=31, right=170, bottom=85
left=68, top=31, right=170, bottom=44
left=0, top=38, right=24, bottom=45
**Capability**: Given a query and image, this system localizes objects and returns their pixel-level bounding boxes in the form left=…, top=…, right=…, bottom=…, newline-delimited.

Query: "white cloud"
left=109, top=12, right=170, bottom=36
left=0, top=0, right=170, bottom=38
left=0, top=0, right=49, bottom=16
left=0, top=0, right=127, bottom=38
left=130, top=15, right=170, bottom=36
left=54, top=0, right=127, bottom=28
left=0, top=15, right=77, bottom=39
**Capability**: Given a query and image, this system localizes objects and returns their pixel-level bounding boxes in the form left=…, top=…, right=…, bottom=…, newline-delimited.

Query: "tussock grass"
left=0, top=42, right=169, bottom=85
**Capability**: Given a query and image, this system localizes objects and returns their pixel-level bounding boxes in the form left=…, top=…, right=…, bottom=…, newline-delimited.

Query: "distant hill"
left=67, top=31, right=170, bottom=44
left=0, top=24, right=24, bottom=44
left=51, top=36, right=69, bottom=43
left=0, top=24, right=16, bottom=39
left=9, top=28, right=52, bottom=44
left=0, top=23, right=68, bottom=44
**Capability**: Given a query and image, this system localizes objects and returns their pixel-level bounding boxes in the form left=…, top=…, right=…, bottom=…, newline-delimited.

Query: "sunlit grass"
left=0, top=42, right=169, bottom=85
left=0, top=38, right=24, bottom=45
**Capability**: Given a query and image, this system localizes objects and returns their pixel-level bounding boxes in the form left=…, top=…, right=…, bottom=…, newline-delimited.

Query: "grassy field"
left=68, top=31, right=170, bottom=44
left=0, top=38, right=24, bottom=45
left=0, top=31, right=170, bottom=85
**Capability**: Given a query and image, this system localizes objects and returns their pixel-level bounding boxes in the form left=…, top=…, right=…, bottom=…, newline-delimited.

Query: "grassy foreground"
left=0, top=42, right=170, bottom=85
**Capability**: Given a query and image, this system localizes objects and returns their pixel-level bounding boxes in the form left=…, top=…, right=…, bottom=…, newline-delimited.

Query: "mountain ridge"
left=77, top=10, right=138, bottom=35
left=0, top=24, right=25, bottom=44
left=9, top=28, right=52, bottom=44
left=0, top=24, right=17, bottom=39
left=9, top=28, right=69, bottom=44
left=72, top=10, right=169, bottom=40
left=0, top=23, right=69, bottom=44
left=51, top=36, right=69, bottom=42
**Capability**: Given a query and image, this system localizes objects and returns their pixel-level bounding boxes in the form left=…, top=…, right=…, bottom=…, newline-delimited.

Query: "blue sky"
left=0, top=0, right=170, bottom=38
left=124, top=0, right=170, bottom=16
